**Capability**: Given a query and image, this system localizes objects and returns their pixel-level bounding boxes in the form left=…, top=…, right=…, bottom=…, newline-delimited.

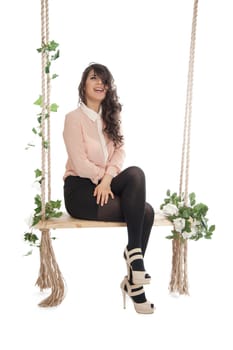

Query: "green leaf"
left=32, top=215, right=41, bottom=226
left=189, top=192, right=196, bottom=206
left=43, top=141, right=49, bottom=149
left=45, top=61, right=51, bottom=74
left=52, top=73, right=59, bottom=79
left=24, top=250, right=33, bottom=256
left=34, top=169, right=42, bottom=178
left=50, top=103, right=59, bottom=112
left=24, top=232, right=39, bottom=244
left=209, top=225, right=215, bottom=233
left=34, top=95, right=43, bottom=106
left=51, top=49, right=60, bottom=60
left=25, top=143, right=35, bottom=150
left=47, top=40, right=59, bottom=51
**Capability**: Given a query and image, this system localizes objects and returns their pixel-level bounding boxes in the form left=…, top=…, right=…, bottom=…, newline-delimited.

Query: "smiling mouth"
left=94, top=88, right=105, bottom=93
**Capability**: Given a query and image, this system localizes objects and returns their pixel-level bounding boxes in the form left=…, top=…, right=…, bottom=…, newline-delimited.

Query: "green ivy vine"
left=24, top=40, right=62, bottom=255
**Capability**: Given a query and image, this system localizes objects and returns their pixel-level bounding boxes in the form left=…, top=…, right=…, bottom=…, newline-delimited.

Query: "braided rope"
left=40, top=0, right=46, bottom=220
left=170, top=0, right=199, bottom=295
left=40, top=0, right=52, bottom=212
left=45, top=0, right=51, bottom=202
left=179, top=0, right=199, bottom=204
left=36, top=0, right=65, bottom=307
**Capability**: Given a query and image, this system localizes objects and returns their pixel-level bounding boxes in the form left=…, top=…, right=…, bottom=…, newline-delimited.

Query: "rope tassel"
left=169, top=238, right=189, bottom=295
left=36, top=229, right=65, bottom=307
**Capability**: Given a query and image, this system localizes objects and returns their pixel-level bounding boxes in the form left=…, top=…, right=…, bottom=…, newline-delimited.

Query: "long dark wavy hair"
left=78, top=63, right=124, bottom=147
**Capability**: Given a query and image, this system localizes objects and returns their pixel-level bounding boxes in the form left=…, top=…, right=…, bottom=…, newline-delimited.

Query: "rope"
left=45, top=0, right=51, bottom=202
left=179, top=0, right=199, bottom=204
left=170, top=0, right=199, bottom=295
left=36, top=0, right=65, bottom=307
left=40, top=0, right=46, bottom=220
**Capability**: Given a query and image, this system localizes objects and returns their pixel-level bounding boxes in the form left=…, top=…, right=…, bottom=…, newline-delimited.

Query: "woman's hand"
left=93, top=174, right=114, bottom=206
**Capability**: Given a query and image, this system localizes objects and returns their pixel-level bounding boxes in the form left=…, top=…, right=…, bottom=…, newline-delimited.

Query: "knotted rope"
left=36, top=0, right=65, bottom=307
left=169, top=0, right=199, bottom=295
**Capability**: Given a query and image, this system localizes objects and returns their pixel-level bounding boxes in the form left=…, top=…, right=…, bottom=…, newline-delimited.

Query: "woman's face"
left=84, top=69, right=108, bottom=107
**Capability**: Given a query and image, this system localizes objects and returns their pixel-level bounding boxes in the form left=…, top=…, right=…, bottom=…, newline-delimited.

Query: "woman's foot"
left=124, top=247, right=151, bottom=285
left=120, top=276, right=154, bottom=314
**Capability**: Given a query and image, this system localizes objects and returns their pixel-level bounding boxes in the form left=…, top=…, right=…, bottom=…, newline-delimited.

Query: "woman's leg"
left=111, top=166, right=146, bottom=250
left=64, top=176, right=99, bottom=219
left=97, top=198, right=154, bottom=257
left=64, top=169, right=154, bottom=257
left=97, top=166, right=154, bottom=271
left=64, top=170, right=154, bottom=307
left=141, top=203, right=155, bottom=256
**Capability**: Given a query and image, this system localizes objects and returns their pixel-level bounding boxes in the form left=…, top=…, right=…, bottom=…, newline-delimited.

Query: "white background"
left=0, top=0, right=233, bottom=349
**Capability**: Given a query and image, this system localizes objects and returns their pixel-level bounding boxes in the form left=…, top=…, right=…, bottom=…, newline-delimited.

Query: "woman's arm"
left=93, top=174, right=114, bottom=206
left=106, top=143, right=125, bottom=177
left=63, top=112, right=105, bottom=184
left=94, top=143, right=125, bottom=206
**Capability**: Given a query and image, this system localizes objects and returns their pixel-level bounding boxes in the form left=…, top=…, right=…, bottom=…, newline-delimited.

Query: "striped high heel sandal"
left=120, top=276, right=154, bottom=314
left=124, top=247, right=151, bottom=285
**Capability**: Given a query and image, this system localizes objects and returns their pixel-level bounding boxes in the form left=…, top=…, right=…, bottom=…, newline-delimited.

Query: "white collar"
left=80, top=102, right=102, bottom=122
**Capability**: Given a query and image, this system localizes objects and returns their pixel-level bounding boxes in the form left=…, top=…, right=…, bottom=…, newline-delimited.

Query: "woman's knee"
left=145, top=203, right=155, bottom=224
left=125, top=166, right=145, bottom=184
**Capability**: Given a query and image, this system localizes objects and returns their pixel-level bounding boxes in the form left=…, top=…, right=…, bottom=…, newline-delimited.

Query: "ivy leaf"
left=47, top=40, right=59, bottom=51
left=50, top=103, right=59, bottom=112
left=24, top=232, right=39, bottom=244
left=51, top=50, right=60, bottom=60
left=209, top=225, right=215, bottom=233
left=43, top=140, right=49, bottom=149
left=34, top=95, right=43, bottom=106
left=34, top=169, right=42, bottom=178
left=165, top=235, right=174, bottom=239
left=25, top=143, right=35, bottom=150
left=45, top=61, right=51, bottom=74
left=52, top=74, right=59, bottom=79
left=24, top=250, right=33, bottom=256
left=189, top=192, right=196, bottom=206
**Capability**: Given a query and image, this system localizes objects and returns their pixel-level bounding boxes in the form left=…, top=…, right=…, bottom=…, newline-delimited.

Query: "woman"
left=63, top=63, right=155, bottom=314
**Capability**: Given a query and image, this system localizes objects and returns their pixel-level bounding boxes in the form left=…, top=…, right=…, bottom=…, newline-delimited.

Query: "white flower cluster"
left=162, top=203, right=200, bottom=239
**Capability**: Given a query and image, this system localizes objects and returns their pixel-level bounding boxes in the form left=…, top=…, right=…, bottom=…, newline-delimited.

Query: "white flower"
left=173, top=218, right=185, bottom=232
left=191, top=227, right=197, bottom=237
left=163, top=203, right=178, bottom=216
left=25, top=213, right=33, bottom=228
left=178, top=201, right=184, bottom=208
left=31, top=181, right=41, bottom=191
left=192, top=219, right=200, bottom=227
left=190, top=219, right=200, bottom=237
left=182, top=231, right=193, bottom=239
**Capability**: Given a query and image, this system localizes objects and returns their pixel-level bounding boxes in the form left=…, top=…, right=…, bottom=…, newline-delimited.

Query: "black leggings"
left=64, top=166, right=154, bottom=255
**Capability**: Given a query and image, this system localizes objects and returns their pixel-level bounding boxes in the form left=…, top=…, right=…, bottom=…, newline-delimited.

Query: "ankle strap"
left=124, top=247, right=142, bottom=260
left=127, top=248, right=142, bottom=256
left=125, top=278, right=144, bottom=296
left=128, top=253, right=143, bottom=264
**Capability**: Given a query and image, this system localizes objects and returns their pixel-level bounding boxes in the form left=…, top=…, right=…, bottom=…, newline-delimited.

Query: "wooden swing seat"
left=35, top=211, right=171, bottom=230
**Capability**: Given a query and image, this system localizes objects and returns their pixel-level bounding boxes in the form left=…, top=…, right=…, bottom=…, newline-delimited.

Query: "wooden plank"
left=35, top=211, right=172, bottom=230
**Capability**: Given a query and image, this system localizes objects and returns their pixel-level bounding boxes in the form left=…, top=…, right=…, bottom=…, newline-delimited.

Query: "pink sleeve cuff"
left=106, top=166, right=119, bottom=178
left=91, top=167, right=105, bottom=184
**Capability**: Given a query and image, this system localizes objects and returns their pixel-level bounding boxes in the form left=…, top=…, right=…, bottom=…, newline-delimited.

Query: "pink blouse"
left=63, top=105, right=125, bottom=184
